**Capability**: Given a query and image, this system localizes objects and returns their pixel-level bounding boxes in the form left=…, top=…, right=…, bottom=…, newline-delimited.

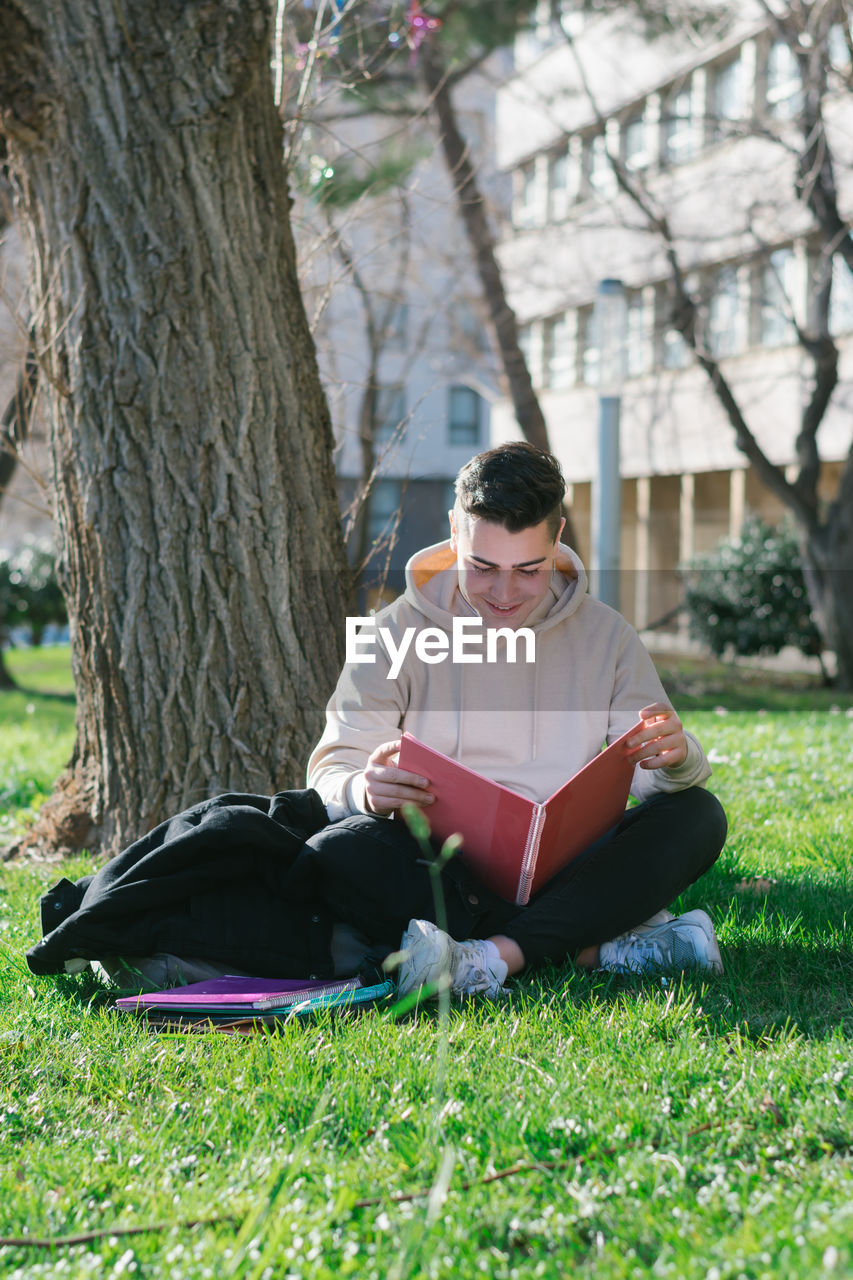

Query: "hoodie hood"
left=402, top=538, right=590, bottom=770
left=404, top=538, right=588, bottom=633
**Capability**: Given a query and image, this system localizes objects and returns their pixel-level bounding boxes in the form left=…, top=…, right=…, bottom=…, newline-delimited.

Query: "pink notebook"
left=397, top=723, right=643, bottom=905
left=114, top=975, right=360, bottom=1013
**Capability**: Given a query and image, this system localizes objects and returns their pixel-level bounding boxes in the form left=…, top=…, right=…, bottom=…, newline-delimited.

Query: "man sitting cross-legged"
left=304, top=442, right=727, bottom=997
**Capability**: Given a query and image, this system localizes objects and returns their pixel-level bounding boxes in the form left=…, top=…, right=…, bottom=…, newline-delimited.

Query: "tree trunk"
left=0, top=0, right=352, bottom=857
left=800, top=467, right=853, bottom=690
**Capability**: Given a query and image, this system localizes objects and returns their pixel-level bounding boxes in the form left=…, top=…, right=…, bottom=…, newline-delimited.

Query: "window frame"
left=374, top=384, right=407, bottom=445
left=660, top=80, right=695, bottom=165
left=447, top=385, right=483, bottom=447
left=542, top=312, right=575, bottom=389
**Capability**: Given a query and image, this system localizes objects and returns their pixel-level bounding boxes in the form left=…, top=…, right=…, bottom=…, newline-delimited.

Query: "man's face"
left=449, top=510, right=565, bottom=629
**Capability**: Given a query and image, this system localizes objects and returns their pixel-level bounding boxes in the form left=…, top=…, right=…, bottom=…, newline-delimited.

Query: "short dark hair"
left=454, top=442, right=566, bottom=539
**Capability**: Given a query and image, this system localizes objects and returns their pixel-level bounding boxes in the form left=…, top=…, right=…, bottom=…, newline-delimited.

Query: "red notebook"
left=397, top=722, right=643, bottom=905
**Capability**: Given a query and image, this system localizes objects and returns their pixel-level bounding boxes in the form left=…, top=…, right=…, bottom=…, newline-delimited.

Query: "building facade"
left=492, top=2, right=851, bottom=635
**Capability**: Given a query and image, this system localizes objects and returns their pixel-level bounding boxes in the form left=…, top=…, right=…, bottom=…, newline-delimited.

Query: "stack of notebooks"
left=114, top=973, right=395, bottom=1033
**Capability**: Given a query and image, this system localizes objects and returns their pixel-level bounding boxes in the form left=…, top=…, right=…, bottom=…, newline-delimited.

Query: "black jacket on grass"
left=26, top=790, right=336, bottom=979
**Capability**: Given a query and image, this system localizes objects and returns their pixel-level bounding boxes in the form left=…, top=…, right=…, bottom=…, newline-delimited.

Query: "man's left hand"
left=626, top=702, right=688, bottom=770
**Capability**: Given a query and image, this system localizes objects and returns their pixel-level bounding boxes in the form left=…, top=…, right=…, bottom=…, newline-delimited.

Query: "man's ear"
left=449, top=508, right=457, bottom=551
left=554, top=515, right=566, bottom=546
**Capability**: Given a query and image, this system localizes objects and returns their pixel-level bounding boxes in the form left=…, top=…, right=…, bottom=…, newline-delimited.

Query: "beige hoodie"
left=307, top=540, right=711, bottom=819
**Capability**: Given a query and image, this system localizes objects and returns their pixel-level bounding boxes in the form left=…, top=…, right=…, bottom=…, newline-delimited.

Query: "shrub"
left=680, top=516, right=822, bottom=659
left=0, top=539, right=67, bottom=646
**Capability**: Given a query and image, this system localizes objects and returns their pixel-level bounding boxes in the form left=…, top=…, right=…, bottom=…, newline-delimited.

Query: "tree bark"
left=0, top=0, right=352, bottom=856
left=801, top=463, right=853, bottom=690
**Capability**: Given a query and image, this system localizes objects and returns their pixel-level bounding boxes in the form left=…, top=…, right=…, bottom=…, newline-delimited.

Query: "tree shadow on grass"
left=703, top=937, right=853, bottom=1039
left=11, top=685, right=76, bottom=705
left=49, top=969, right=117, bottom=1011
left=518, top=925, right=853, bottom=1043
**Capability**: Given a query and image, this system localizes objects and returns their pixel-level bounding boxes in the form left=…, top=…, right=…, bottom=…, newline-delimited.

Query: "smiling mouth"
left=485, top=601, right=521, bottom=612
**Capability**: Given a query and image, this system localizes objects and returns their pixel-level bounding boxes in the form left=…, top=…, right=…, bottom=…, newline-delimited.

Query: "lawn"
left=1, top=647, right=852, bottom=1278
left=0, top=646, right=76, bottom=846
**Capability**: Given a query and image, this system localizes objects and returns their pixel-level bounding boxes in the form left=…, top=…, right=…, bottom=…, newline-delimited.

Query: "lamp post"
left=592, top=277, right=626, bottom=612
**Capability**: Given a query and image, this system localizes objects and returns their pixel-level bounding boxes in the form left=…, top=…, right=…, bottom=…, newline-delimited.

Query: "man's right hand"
left=362, top=739, right=435, bottom=816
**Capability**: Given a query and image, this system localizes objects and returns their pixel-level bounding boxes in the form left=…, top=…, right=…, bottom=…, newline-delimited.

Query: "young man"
left=305, top=443, right=727, bottom=997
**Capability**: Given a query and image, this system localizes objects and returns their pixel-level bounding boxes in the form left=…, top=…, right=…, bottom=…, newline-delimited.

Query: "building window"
left=383, top=300, right=408, bottom=349
left=577, top=306, right=599, bottom=385
left=375, top=384, right=406, bottom=445
left=707, top=266, right=743, bottom=358
left=662, top=326, right=689, bottom=369
left=766, top=40, right=802, bottom=119
left=709, top=54, right=745, bottom=141
left=452, top=300, right=487, bottom=352
left=622, top=109, right=650, bottom=170
left=829, top=256, right=853, bottom=334
left=759, top=248, right=797, bottom=347
left=655, top=282, right=689, bottom=369
left=542, top=312, right=574, bottom=389
left=661, top=82, right=695, bottom=164
left=366, top=478, right=402, bottom=547
left=547, top=144, right=574, bottom=221
left=625, top=292, right=649, bottom=377
left=586, top=133, right=617, bottom=199
left=448, top=386, right=482, bottom=446
left=514, top=160, right=540, bottom=228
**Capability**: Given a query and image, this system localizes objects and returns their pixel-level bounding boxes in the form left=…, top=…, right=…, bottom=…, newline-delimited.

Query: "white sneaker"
left=599, top=908, right=723, bottom=976
left=394, top=919, right=508, bottom=998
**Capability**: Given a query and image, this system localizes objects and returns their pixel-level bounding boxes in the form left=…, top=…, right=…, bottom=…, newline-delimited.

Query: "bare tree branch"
left=559, top=18, right=820, bottom=529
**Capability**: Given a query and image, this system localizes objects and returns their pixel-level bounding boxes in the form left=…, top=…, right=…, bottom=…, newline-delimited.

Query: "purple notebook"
left=114, top=974, right=360, bottom=1013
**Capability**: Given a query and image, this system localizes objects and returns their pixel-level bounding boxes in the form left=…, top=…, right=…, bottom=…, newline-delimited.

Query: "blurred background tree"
left=0, top=538, right=66, bottom=648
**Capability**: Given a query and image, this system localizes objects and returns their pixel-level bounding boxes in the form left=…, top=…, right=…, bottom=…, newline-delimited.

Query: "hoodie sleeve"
left=606, top=622, right=712, bottom=803
left=306, top=615, right=411, bottom=819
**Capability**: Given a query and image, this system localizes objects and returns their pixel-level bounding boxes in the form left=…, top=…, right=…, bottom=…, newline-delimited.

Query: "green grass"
left=1, top=656, right=852, bottom=1278
left=0, top=646, right=75, bottom=843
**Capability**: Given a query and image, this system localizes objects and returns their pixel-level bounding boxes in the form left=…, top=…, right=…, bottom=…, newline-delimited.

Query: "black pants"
left=304, top=786, right=727, bottom=968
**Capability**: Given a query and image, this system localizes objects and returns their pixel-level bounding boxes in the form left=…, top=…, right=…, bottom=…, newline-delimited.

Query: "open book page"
left=528, top=723, right=641, bottom=900
left=398, top=722, right=643, bottom=905
left=397, top=734, right=538, bottom=901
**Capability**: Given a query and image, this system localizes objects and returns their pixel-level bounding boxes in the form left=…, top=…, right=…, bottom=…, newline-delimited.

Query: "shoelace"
left=629, top=934, right=663, bottom=959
